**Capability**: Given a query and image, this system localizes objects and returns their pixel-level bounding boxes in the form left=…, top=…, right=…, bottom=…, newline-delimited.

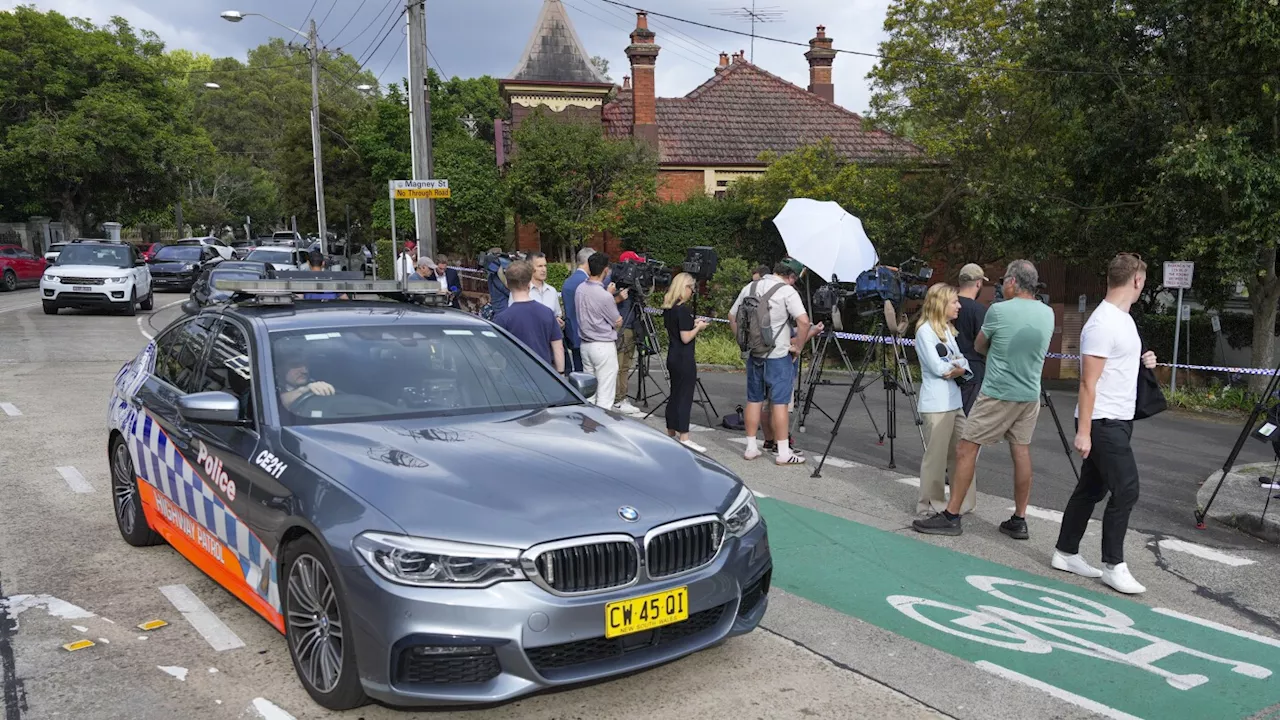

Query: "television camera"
left=681, top=246, right=719, bottom=282
left=810, top=257, right=933, bottom=325
left=994, top=279, right=1051, bottom=305
left=610, top=257, right=672, bottom=293
left=477, top=250, right=512, bottom=274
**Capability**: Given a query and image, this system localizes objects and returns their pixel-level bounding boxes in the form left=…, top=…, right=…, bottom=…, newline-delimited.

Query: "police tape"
left=639, top=306, right=1277, bottom=376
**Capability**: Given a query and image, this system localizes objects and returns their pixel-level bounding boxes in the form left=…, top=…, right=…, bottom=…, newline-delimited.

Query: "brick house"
left=499, top=0, right=921, bottom=256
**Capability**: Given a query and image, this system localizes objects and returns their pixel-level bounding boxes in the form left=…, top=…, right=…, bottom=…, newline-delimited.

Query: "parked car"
left=0, top=244, right=47, bottom=291
left=229, top=240, right=256, bottom=259
left=40, top=241, right=152, bottom=315
left=174, top=236, right=234, bottom=261
left=137, top=242, right=163, bottom=262
left=271, top=230, right=303, bottom=244
left=245, top=246, right=309, bottom=273
left=188, top=261, right=275, bottom=309
left=148, top=244, right=224, bottom=291
left=44, top=242, right=69, bottom=264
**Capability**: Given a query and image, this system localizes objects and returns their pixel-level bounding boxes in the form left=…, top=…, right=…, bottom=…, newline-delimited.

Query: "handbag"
left=1135, top=343, right=1166, bottom=420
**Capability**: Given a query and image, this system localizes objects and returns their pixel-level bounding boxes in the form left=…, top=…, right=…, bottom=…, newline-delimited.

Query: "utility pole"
left=406, top=0, right=436, bottom=258
left=309, top=18, right=329, bottom=254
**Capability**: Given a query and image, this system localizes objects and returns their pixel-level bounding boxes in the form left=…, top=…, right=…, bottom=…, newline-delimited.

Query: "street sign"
left=1182, top=304, right=1192, bottom=321
left=1212, top=314, right=1222, bottom=333
left=1078, top=294, right=1087, bottom=313
left=392, top=179, right=450, bottom=199
left=1164, top=261, right=1195, bottom=289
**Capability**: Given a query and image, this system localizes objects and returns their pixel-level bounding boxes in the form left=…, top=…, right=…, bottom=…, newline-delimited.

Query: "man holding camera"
left=561, top=247, right=595, bottom=374
left=914, top=259, right=1055, bottom=538
left=611, top=251, right=646, bottom=414
left=576, top=252, right=624, bottom=408
left=484, top=247, right=511, bottom=316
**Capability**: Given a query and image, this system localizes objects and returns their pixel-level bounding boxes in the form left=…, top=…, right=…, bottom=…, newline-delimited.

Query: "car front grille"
left=533, top=540, right=638, bottom=594
left=60, top=277, right=104, bottom=285
left=526, top=603, right=726, bottom=673
left=645, top=519, right=725, bottom=579
left=395, top=647, right=501, bottom=685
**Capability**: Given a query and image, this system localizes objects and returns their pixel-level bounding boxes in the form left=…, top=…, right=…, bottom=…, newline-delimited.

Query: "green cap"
left=781, top=257, right=805, bottom=275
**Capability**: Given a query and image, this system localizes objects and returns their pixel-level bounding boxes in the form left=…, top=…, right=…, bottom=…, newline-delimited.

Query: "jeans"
left=1056, top=419, right=1139, bottom=565
left=746, top=356, right=796, bottom=405
left=581, top=342, right=619, bottom=409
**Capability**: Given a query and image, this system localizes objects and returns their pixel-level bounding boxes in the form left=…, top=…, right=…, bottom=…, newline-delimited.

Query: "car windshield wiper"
left=544, top=399, right=584, bottom=408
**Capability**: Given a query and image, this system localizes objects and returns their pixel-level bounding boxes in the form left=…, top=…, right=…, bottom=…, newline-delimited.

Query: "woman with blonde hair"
left=662, top=272, right=709, bottom=452
left=914, top=283, right=977, bottom=515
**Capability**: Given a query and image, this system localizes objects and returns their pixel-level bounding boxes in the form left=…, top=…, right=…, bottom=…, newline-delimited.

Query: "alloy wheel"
left=111, top=441, right=136, bottom=535
left=287, top=554, right=344, bottom=694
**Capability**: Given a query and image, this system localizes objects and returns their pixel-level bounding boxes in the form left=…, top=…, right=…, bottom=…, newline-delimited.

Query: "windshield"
left=54, top=244, right=131, bottom=267
left=154, top=246, right=202, bottom=262
left=270, top=324, right=578, bottom=425
left=247, top=249, right=292, bottom=263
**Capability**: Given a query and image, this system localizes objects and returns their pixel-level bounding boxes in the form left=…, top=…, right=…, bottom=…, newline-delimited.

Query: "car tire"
left=122, top=289, right=137, bottom=316
left=140, top=292, right=154, bottom=311
left=42, top=302, right=57, bottom=315
left=283, top=534, right=367, bottom=710
left=1, top=270, right=16, bottom=292
left=109, top=435, right=163, bottom=547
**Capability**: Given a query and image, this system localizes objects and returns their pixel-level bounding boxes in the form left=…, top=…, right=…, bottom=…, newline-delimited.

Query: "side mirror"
left=567, top=372, right=598, bottom=400
left=135, top=259, right=146, bottom=267
left=177, top=391, right=241, bottom=424
left=181, top=300, right=199, bottom=315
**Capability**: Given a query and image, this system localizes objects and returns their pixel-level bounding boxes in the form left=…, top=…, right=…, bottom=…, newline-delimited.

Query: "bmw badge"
left=618, top=506, right=640, bottom=522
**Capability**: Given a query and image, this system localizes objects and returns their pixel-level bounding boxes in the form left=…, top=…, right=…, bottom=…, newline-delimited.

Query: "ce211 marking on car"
left=254, top=450, right=288, bottom=480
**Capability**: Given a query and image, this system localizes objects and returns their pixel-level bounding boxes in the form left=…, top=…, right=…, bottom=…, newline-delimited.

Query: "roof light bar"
left=214, top=279, right=452, bottom=306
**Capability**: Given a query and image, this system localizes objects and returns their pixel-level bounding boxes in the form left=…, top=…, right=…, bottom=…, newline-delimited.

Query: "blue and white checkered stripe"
left=127, top=410, right=280, bottom=612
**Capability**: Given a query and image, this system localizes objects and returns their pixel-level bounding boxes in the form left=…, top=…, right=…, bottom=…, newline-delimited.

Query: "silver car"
left=106, top=292, right=772, bottom=710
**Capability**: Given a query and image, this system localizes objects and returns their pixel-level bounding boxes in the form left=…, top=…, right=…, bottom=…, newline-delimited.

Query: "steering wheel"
left=289, top=391, right=398, bottom=418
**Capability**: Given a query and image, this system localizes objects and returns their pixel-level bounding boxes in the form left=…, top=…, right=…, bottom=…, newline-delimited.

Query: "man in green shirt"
left=914, top=259, right=1055, bottom=539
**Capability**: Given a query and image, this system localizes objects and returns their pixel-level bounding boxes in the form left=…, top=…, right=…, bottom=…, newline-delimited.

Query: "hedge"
left=1133, top=310, right=1260, bottom=367
left=617, top=194, right=783, bottom=272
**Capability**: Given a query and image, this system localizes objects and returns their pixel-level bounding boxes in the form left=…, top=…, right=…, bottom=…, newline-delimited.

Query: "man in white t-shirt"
left=1052, top=253, right=1157, bottom=595
left=729, top=261, right=810, bottom=465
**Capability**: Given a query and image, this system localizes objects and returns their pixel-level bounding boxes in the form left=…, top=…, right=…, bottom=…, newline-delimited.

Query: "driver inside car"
left=277, top=351, right=337, bottom=411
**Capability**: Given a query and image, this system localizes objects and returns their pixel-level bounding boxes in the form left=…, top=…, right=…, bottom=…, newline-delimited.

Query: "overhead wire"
left=316, top=0, right=340, bottom=33
left=427, top=47, right=447, bottom=79
left=334, top=0, right=400, bottom=54
left=328, top=0, right=371, bottom=45
left=589, top=0, right=720, bottom=62
left=181, top=62, right=311, bottom=75
left=595, top=0, right=1278, bottom=79
left=562, top=0, right=717, bottom=72
left=297, top=0, right=319, bottom=30
left=377, top=31, right=409, bottom=83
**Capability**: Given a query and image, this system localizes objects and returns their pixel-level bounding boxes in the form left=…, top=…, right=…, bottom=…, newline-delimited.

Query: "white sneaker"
left=744, top=447, right=762, bottom=461
left=1101, top=563, right=1146, bottom=594
left=681, top=439, right=707, bottom=453
left=1051, top=550, right=1103, bottom=579
left=615, top=401, right=641, bottom=414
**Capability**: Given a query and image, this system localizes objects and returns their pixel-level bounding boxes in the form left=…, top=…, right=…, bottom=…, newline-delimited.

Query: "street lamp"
left=220, top=9, right=329, bottom=254
left=356, top=84, right=374, bottom=92
left=203, top=82, right=221, bottom=89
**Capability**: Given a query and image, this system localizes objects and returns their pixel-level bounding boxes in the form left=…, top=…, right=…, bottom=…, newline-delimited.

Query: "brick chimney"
left=715, top=52, right=729, bottom=73
left=805, top=25, right=836, bottom=104
left=625, top=12, right=660, bottom=147
left=623, top=75, right=631, bottom=90
left=731, top=50, right=745, bottom=63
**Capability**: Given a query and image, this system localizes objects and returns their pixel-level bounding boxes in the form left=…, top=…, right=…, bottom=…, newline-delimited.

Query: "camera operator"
left=492, top=260, right=564, bottom=373
left=576, top=252, right=624, bottom=408
left=611, top=252, right=643, bottom=414
left=561, top=247, right=595, bottom=374
left=914, top=259, right=1054, bottom=539
left=1053, top=253, right=1156, bottom=595
left=483, top=247, right=511, bottom=316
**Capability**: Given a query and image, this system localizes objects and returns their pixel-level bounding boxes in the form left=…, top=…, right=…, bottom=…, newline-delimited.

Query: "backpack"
left=734, top=280, right=785, bottom=357
left=722, top=405, right=746, bottom=431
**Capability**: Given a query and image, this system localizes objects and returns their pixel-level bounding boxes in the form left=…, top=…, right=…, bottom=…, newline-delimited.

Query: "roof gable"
left=508, top=0, right=608, bottom=85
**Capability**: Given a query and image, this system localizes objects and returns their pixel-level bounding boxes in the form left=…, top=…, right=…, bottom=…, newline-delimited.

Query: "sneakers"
left=913, top=512, right=962, bottom=536
left=775, top=452, right=806, bottom=466
left=615, top=400, right=642, bottom=414
left=680, top=439, right=707, bottom=453
left=999, top=515, right=1030, bottom=540
left=743, top=447, right=762, bottom=461
left=1051, top=550, right=1103, bottom=578
left=1102, top=563, right=1146, bottom=594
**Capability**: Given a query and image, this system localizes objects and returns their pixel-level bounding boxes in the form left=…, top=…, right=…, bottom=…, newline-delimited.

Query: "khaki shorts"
left=961, top=393, right=1041, bottom=446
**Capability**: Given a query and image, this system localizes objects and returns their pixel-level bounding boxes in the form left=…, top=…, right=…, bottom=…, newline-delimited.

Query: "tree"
left=591, top=56, right=612, bottom=82
left=0, top=8, right=211, bottom=230
left=507, top=111, right=657, bottom=260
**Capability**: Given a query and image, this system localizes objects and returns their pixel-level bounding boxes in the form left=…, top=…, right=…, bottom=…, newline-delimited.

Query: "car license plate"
left=605, top=586, right=688, bottom=638
left=72, top=286, right=91, bottom=292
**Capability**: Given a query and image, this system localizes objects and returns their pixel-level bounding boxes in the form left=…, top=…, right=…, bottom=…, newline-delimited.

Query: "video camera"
left=478, top=251, right=512, bottom=273
left=610, top=257, right=672, bottom=293
left=994, top=280, right=1050, bottom=305
left=682, top=246, right=719, bottom=281
left=811, top=258, right=933, bottom=318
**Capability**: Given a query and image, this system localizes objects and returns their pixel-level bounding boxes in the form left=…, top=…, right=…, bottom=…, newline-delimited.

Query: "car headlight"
left=723, top=486, right=761, bottom=537
left=106, top=276, right=127, bottom=284
left=353, top=532, right=525, bottom=588
left=43, top=274, right=58, bottom=283
left=183, top=263, right=195, bottom=271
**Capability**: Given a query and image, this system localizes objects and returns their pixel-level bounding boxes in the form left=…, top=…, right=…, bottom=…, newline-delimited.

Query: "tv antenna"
left=712, top=2, right=785, bottom=63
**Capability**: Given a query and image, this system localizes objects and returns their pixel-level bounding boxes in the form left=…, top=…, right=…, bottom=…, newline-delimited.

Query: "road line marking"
left=1150, top=539, right=1255, bottom=567
left=1152, top=607, right=1280, bottom=647
left=250, top=698, right=297, bottom=720
left=56, top=466, right=93, bottom=494
left=730, top=437, right=750, bottom=445
left=158, top=665, right=188, bottom=681
left=158, top=584, right=245, bottom=651
left=976, top=661, right=1143, bottom=720
left=752, top=490, right=770, bottom=498
left=816, top=456, right=857, bottom=469
left=895, top=476, right=920, bottom=487
left=689, top=424, right=714, bottom=432
left=0, top=403, right=20, bottom=416
left=1010, top=505, right=1064, bottom=523
left=138, top=299, right=186, bottom=340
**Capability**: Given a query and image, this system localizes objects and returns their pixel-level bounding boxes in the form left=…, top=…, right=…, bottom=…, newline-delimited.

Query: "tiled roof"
left=508, top=0, right=608, bottom=85
left=602, top=62, right=921, bottom=165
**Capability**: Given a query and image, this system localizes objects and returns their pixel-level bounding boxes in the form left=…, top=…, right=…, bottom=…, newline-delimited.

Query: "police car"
left=106, top=278, right=771, bottom=710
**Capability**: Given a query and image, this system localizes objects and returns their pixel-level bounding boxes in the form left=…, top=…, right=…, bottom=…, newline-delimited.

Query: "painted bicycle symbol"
left=888, top=575, right=1271, bottom=690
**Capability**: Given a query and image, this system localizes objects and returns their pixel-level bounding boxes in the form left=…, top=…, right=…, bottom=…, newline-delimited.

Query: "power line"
left=427, top=46, right=447, bottom=79
left=596, top=0, right=1278, bottom=79
left=316, top=0, right=340, bottom=33
left=329, top=0, right=370, bottom=45
left=297, top=0, right=319, bottom=30
left=589, top=0, right=720, bottom=63
left=564, top=0, right=717, bottom=72
left=377, top=30, right=409, bottom=83
left=334, top=0, right=399, bottom=54
left=182, top=62, right=311, bottom=75
left=353, top=4, right=408, bottom=69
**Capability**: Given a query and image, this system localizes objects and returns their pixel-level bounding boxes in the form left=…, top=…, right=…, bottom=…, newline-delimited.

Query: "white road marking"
left=1010, top=505, right=1064, bottom=523
left=250, top=698, right=297, bottom=720
left=752, top=490, right=770, bottom=498
left=98, top=638, right=109, bottom=644
left=895, top=476, right=921, bottom=487
left=56, top=466, right=94, bottom=494
left=1150, top=539, right=1255, bottom=567
left=0, top=594, right=95, bottom=628
left=730, top=437, right=750, bottom=446
left=1152, top=607, right=1280, bottom=648
left=0, top=402, right=20, bottom=416
left=158, top=584, right=245, bottom=651
left=208, top=667, right=218, bottom=674
left=72, top=625, right=88, bottom=633
left=158, top=666, right=188, bottom=681
left=137, top=298, right=186, bottom=340
left=689, top=424, right=714, bottom=432
left=815, top=456, right=857, bottom=469
left=976, top=661, right=1143, bottom=720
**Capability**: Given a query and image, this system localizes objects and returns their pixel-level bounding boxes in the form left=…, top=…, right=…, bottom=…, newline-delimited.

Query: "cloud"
left=0, top=0, right=226, bottom=57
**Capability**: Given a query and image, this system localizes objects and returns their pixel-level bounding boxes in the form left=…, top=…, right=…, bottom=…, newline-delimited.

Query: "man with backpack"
left=729, top=261, right=811, bottom=465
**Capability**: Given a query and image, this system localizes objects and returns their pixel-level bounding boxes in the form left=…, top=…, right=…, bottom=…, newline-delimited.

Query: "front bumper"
left=340, top=522, right=771, bottom=707
left=41, top=281, right=132, bottom=307
left=150, top=274, right=195, bottom=290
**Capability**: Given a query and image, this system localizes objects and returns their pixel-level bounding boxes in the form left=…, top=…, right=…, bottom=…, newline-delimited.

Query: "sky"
left=3, top=0, right=895, bottom=114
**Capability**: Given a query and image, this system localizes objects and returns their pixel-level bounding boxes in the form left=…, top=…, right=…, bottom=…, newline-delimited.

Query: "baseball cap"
left=619, top=250, right=645, bottom=263
left=780, top=257, right=805, bottom=275
left=959, top=263, right=989, bottom=282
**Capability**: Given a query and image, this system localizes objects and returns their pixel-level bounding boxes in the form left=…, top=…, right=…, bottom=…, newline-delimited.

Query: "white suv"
left=40, top=241, right=153, bottom=315
left=174, top=236, right=234, bottom=261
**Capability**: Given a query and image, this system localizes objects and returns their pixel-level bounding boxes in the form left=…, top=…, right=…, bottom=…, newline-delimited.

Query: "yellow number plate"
left=605, top=587, right=688, bottom=638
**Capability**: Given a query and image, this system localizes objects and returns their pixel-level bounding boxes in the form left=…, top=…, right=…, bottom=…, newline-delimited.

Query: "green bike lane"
left=757, top=496, right=1280, bottom=720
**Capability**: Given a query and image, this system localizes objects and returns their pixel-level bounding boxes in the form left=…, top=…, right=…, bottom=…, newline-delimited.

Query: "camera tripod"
left=810, top=314, right=926, bottom=477
left=1197, top=355, right=1280, bottom=528
left=624, top=292, right=668, bottom=407
left=1039, top=386, right=1080, bottom=482
left=640, top=295, right=718, bottom=427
